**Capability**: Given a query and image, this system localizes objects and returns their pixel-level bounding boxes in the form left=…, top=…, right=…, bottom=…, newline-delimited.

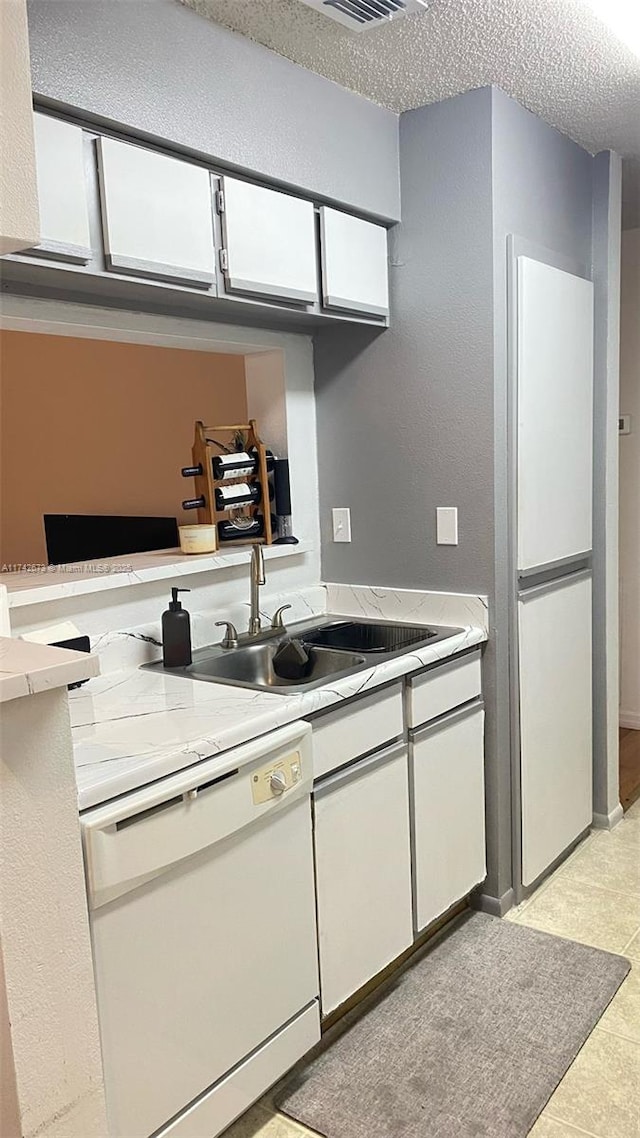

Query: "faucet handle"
left=271, top=604, right=292, bottom=630
left=215, top=620, right=239, bottom=649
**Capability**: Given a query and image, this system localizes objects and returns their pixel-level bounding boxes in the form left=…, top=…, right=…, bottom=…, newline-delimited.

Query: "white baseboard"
left=620, top=712, right=640, bottom=730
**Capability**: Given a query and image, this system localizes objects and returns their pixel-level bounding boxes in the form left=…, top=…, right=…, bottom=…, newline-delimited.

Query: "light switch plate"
left=436, top=507, right=458, bottom=545
left=332, top=507, right=352, bottom=543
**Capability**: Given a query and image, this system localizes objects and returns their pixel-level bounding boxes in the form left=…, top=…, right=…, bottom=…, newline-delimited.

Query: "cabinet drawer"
left=407, top=651, right=481, bottom=729
left=311, top=684, right=403, bottom=780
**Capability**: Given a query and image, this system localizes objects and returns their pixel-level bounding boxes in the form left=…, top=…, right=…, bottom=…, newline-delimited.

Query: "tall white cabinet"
left=515, top=255, right=595, bottom=893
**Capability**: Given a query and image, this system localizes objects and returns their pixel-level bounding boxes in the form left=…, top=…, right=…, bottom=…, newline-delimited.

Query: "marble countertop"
left=0, top=636, right=99, bottom=703
left=71, top=623, right=486, bottom=811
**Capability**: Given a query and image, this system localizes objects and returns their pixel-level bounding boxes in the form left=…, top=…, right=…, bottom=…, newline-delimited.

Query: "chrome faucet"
left=214, top=546, right=292, bottom=649
left=249, top=544, right=266, bottom=636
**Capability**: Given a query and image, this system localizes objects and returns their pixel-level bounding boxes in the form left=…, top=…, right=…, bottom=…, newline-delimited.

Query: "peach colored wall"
left=0, top=331, right=247, bottom=564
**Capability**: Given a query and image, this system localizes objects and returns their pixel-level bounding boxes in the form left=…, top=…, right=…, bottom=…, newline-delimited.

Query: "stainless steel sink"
left=186, top=640, right=366, bottom=693
left=301, top=620, right=442, bottom=654
left=144, top=616, right=464, bottom=693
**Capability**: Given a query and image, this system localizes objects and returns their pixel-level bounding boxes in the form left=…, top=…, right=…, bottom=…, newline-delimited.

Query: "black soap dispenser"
left=162, top=588, right=192, bottom=668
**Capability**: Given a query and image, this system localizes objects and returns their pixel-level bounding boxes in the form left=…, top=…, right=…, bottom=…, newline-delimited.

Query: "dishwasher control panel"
left=251, top=750, right=302, bottom=805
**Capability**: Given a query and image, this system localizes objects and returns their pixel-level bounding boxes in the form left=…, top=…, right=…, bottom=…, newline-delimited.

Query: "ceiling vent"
left=298, top=0, right=430, bottom=32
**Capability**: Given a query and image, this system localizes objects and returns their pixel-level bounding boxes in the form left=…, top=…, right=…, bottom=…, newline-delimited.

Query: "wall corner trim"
left=592, top=803, right=624, bottom=831
left=471, top=887, right=515, bottom=918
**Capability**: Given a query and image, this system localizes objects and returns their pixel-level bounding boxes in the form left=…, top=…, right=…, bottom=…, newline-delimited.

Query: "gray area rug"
left=277, top=912, right=630, bottom=1138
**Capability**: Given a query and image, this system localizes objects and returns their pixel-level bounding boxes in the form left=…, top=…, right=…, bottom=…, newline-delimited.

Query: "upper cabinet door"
left=97, top=138, right=215, bottom=288
left=319, top=206, right=389, bottom=317
left=31, top=114, right=91, bottom=263
left=220, top=177, right=317, bottom=305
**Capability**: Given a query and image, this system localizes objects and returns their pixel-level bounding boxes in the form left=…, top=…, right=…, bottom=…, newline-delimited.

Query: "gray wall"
left=314, top=88, right=508, bottom=903
left=26, top=0, right=400, bottom=222
left=489, top=88, right=597, bottom=902
left=315, top=85, right=612, bottom=907
left=315, top=87, right=495, bottom=594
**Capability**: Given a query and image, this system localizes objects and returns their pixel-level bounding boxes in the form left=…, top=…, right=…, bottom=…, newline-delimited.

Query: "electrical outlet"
left=332, top=507, right=352, bottom=543
left=436, top=507, right=458, bottom=545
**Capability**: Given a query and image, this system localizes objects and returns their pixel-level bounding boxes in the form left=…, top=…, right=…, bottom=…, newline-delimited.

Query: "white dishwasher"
left=81, top=721, right=320, bottom=1138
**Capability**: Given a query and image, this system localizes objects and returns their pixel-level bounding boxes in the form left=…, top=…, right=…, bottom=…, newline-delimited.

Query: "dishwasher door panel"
left=91, top=794, right=318, bottom=1138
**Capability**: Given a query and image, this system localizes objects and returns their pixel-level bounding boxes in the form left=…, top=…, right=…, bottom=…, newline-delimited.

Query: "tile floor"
left=223, top=798, right=640, bottom=1138
left=511, top=797, right=640, bottom=1138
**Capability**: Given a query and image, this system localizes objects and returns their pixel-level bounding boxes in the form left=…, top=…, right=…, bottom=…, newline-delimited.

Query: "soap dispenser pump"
left=162, top=587, right=192, bottom=668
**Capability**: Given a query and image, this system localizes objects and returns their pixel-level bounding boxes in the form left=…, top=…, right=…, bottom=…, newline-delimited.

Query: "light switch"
left=436, top=507, right=458, bottom=545
left=332, top=507, right=352, bottom=543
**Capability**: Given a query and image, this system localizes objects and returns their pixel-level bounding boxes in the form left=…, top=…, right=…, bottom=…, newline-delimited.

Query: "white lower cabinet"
left=518, top=575, right=592, bottom=886
left=411, top=703, right=486, bottom=933
left=313, top=741, right=413, bottom=1015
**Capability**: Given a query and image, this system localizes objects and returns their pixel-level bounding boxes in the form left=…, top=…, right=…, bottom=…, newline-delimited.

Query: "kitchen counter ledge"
left=0, top=635, right=99, bottom=703
left=72, top=624, right=486, bottom=810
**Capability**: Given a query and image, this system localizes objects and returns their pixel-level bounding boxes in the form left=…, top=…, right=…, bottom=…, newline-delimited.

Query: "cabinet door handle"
left=314, top=739, right=406, bottom=798
left=410, top=699, right=483, bottom=744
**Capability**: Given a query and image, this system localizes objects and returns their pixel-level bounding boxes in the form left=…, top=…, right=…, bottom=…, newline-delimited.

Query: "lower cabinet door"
left=518, top=574, right=592, bottom=886
left=411, top=704, right=486, bottom=933
left=313, top=742, right=413, bottom=1015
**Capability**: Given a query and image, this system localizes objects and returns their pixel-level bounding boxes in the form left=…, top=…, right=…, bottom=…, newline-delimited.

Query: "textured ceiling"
left=182, top=0, right=640, bottom=227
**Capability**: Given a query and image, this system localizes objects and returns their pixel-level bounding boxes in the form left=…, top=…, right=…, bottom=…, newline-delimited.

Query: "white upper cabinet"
left=319, top=206, right=389, bottom=317
left=31, top=114, right=91, bottom=263
left=219, top=176, right=317, bottom=305
left=97, top=137, right=215, bottom=287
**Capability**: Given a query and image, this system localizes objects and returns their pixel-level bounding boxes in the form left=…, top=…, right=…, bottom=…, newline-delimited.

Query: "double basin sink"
left=147, top=617, right=462, bottom=694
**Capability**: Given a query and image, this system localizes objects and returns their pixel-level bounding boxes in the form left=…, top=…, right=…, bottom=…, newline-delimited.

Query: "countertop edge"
left=0, top=636, right=100, bottom=704
left=75, top=626, right=486, bottom=811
